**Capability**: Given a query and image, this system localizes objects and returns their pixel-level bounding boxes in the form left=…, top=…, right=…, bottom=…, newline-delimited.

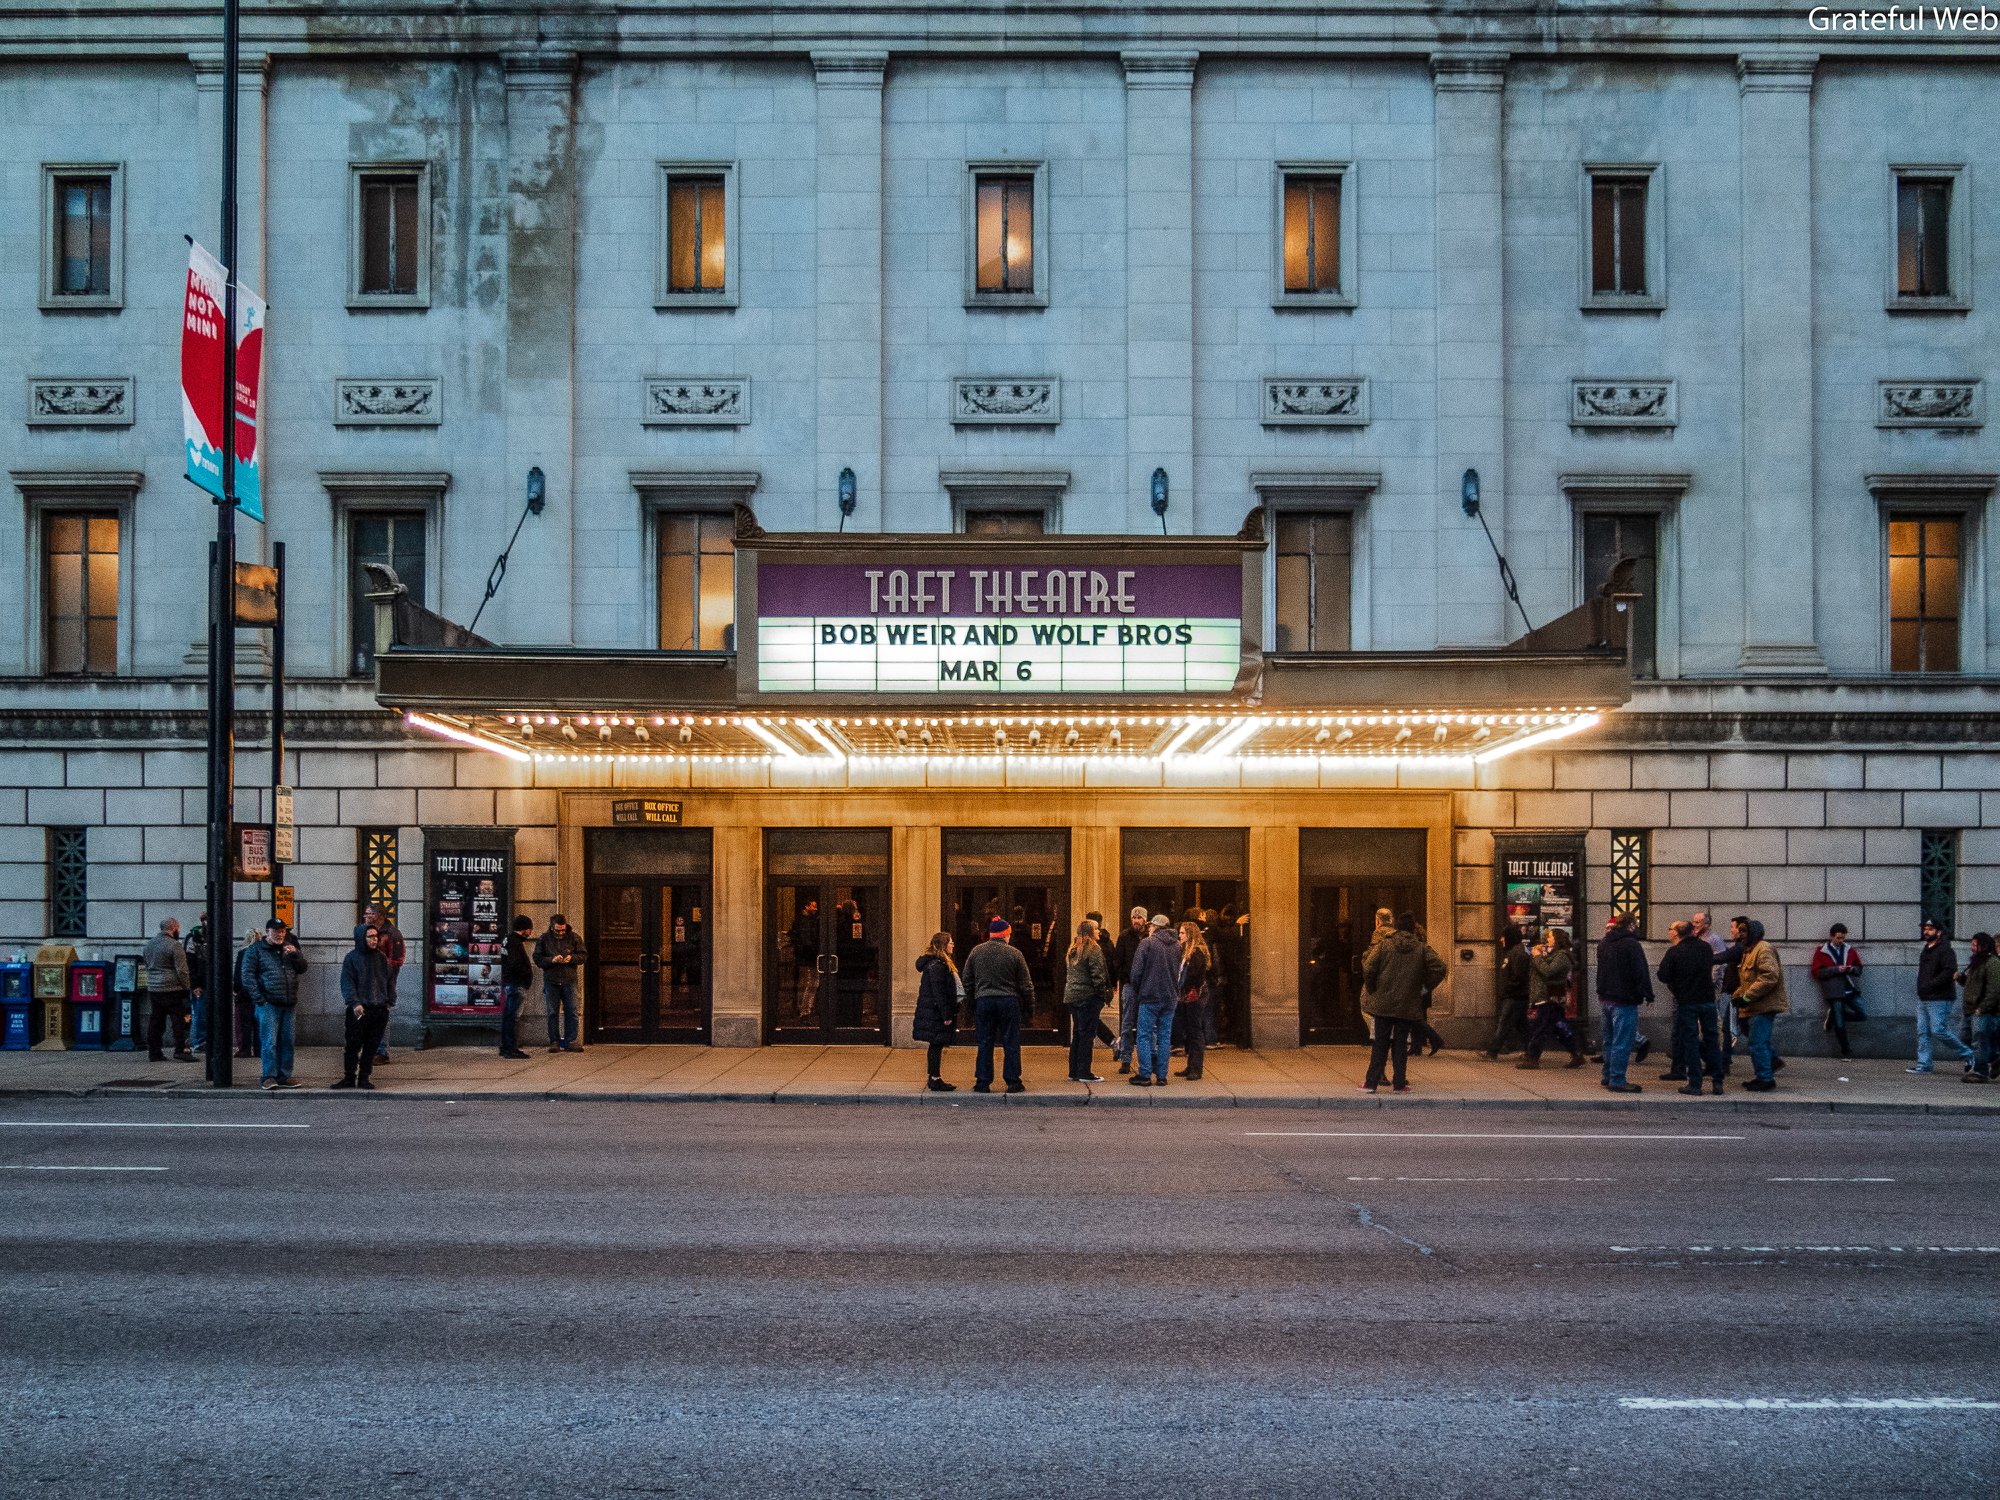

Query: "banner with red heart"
left=182, top=240, right=265, bottom=522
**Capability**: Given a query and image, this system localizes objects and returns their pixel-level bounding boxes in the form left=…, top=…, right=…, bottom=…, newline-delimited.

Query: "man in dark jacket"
left=1658, top=919, right=1723, bottom=1096
left=1595, top=913, right=1654, bottom=1093
left=534, top=914, right=586, bottom=1054
left=500, top=915, right=535, bottom=1059
left=242, top=917, right=308, bottom=1090
left=1911, top=919, right=1973, bottom=1073
left=335, top=926, right=393, bottom=1089
left=1361, top=913, right=1448, bottom=1092
left=1125, top=915, right=1183, bottom=1087
left=962, top=916, right=1034, bottom=1093
left=1112, top=905, right=1149, bottom=1073
left=141, top=917, right=194, bottom=1063
left=1484, top=924, right=1532, bottom=1060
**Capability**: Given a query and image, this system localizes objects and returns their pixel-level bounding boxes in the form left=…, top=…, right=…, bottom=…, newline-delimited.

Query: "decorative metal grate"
left=48, top=826, right=87, bottom=937
left=1919, top=830, right=1959, bottom=932
left=359, top=827, right=398, bottom=926
left=1609, top=829, right=1648, bottom=932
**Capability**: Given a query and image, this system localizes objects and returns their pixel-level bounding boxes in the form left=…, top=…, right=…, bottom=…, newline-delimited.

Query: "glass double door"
left=589, top=879, right=711, bottom=1043
left=767, top=878, right=889, bottom=1043
left=1298, top=828, right=1426, bottom=1046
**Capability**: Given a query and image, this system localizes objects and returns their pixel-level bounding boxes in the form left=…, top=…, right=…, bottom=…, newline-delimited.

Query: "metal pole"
left=270, top=541, right=285, bottom=894
left=206, top=0, right=241, bottom=1089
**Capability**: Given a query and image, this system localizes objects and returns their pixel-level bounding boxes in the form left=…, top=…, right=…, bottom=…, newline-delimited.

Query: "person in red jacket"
left=1808, top=922, right=1867, bottom=1059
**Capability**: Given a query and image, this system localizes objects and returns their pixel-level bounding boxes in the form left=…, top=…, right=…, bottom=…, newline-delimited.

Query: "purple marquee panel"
left=758, top=561, right=1242, bottom=620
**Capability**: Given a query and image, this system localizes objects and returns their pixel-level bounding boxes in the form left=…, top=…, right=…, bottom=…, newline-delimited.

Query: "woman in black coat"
left=912, top=931, right=962, bottom=1093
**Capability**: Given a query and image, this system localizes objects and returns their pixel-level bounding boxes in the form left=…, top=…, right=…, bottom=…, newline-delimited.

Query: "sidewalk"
left=3, top=1043, right=1998, bottom=1114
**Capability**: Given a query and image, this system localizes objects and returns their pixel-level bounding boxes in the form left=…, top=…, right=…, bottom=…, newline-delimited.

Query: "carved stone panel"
left=1877, top=379, right=1983, bottom=429
left=1261, top=377, right=1369, bottom=427
left=334, top=378, right=441, bottom=427
left=951, top=377, right=1060, bottom=426
left=643, top=377, right=750, bottom=427
left=27, top=377, right=133, bottom=427
left=1570, top=379, right=1677, bottom=429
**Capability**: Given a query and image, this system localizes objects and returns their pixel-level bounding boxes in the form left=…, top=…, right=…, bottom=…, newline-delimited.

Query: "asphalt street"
left=1, top=1097, right=1995, bottom=1499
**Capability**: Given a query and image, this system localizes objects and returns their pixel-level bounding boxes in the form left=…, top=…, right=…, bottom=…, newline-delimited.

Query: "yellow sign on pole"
left=273, top=884, right=295, bottom=932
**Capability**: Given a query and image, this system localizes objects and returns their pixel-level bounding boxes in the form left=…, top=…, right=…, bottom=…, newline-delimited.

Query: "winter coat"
left=1733, top=924, right=1790, bottom=1017
left=1595, top=927, right=1655, bottom=1006
left=912, top=952, right=960, bottom=1043
left=1528, top=948, right=1573, bottom=1007
left=533, top=927, right=585, bottom=980
left=1657, top=935, right=1717, bottom=1008
left=1178, top=946, right=1211, bottom=1006
left=1961, top=953, right=2000, bottom=1018
left=339, top=942, right=394, bottom=1010
left=1809, top=941, right=1863, bottom=997
left=1499, top=943, right=1531, bottom=1006
left=1113, top=925, right=1146, bottom=987
left=961, top=937, right=1034, bottom=1005
left=1362, top=930, right=1447, bottom=1023
left=1917, top=939, right=1959, bottom=1002
left=502, top=933, right=535, bottom=988
left=241, top=937, right=307, bottom=1009
left=141, top=933, right=190, bottom=994
left=1063, top=943, right=1109, bottom=1007
left=1127, top=927, right=1183, bottom=1010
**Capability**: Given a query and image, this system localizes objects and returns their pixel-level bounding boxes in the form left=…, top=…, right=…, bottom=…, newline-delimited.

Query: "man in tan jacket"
left=1731, top=916, right=1788, bottom=1092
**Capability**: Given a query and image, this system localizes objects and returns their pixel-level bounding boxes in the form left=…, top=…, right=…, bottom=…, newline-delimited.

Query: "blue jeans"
left=1715, top=994, right=1736, bottom=1066
left=1600, top=1002, right=1639, bottom=1087
left=500, top=985, right=525, bottom=1054
left=1916, top=999, right=1974, bottom=1068
left=189, top=989, right=207, bottom=1051
left=1136, top=999, right=1178, bottom=1082
left=255, top=1003, right=295, bottom=1084
left=544, top=981, right=579, bottom=1047
left=1745, top=1010, right=1778, bottom=1083
left=1672, top=1002, right=1723, bottom=1084
left=1972, top=1015, right=2000, bottom=1077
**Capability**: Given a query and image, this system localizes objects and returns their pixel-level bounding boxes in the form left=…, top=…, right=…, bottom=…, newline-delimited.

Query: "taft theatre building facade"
left=2, top=1, right=1997, bottom=1052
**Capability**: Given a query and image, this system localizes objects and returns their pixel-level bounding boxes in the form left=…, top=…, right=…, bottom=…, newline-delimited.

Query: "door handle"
left=639, top=952, right=662, bottom=975
left=817, top=954, right=839, bottom=975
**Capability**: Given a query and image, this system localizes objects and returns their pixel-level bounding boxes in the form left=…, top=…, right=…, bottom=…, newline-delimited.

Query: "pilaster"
left=813, top=51, right=887, bottom=531
left=1123, top=50, right=1197, bottom=534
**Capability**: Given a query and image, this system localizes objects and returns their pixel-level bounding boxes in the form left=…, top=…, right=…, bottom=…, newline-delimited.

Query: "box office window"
left=658, top=512, right=735, bottom=652
left=43, top=511, right=120, bottom=677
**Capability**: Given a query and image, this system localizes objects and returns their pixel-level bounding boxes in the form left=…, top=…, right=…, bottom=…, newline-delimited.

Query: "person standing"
left=1692, top=910, right=1733, bottom=1072
left=242, top=918, right=308, bottom=1090
left=1063, top=918, right=1110, bottom=1083
left=499, top=915, right=534, bottom=1060
left=184, top=914, right=208, bottom=1055
left=1174, top=920, right=1213, bottom=1081
left=1485, top=924, right=1532, bottom=1060
left=1085, top=910, right=1119, bottom=1051
left=1910, top=919, right=1973, bottom=1074
left=912, top=932, right=962, bottom=1092
left=364, top=904, right=407, bottom=1065
left=1595, top=912, right=1654, bottom=1093
left=1731, top=917, right=1788, bottom=1091
left=1361, top=913, right=1446, bottom=1094
left=1126, top=914, right=1181, bottom=1088
left=962, top=916, right=1034, bottom=1093
left=1958, top=933, right=2000, bottom=1083
left=1809, top=923, right=1866, bottom=1059
left=334, top=925, right=393, bottom=1090
left=534, top=913, right=586, bottom=1054
left=1658, top=919, right=1724, bottom=1096
left=231, top=927, right=261, bottom=1058
left=141, top=917, right=194, bottom=1063
left=1112, top=906, right=1148, bottom=1074
left=1516, top=928, right=1583, bottom=1068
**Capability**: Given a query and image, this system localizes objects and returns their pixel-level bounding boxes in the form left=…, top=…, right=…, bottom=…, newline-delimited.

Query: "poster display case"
left=421, top=827, right=517, bottom=1029
left=1494, top=836, right=1587, bottom=1020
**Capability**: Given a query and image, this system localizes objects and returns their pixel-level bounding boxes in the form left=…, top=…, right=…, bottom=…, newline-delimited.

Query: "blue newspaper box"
left=67, top=958, right=112, bottom=1051
left=0, top=961, right=33, bottom=1050
left=108, top=954, right=141, bottom=1052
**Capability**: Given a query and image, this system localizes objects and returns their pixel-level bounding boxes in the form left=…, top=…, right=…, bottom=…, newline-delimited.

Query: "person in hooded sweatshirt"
left=911, top=931, right=962, bottom=1093
left=1361, top=912, right=1447, bottom=1093
left=1657, top=919, right=1724, bottom=1096
left=1125, top=914, right=1182, bottom=1087
left=1731, top=916, right=1789, bottom=1092
left=1594, top=913, right=1655, bottom=1093
left=335, top=925, right=393, bottom=1090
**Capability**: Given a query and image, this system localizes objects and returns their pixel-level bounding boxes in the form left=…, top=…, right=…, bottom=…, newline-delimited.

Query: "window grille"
left=1608, top=830, right=1648, bottom=932
left=49, top=827, right=87, bottom=938
left=359, top=828, right=399, bottom=927
left=1919, top=830, right=1958, bottom=932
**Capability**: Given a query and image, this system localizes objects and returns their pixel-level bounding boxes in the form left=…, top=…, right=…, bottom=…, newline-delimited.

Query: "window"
left=43, top=511, right=120, bottom=676
left=1919, top=831, right=1958, bottom=931
left=1888, top=166, right=1970, bottom=311
left=965, top=164, right=1047, bottom=307
left=1888, top=515, right=1961, bottom=674
left=48, top=827, right=87, bottom=938
left=349, top=165, right=430, bottom=307
left=961, top=509, right=1045, bottom=538
left=1273, top=513, right=1353, bottom=653
left=349, top=512, right=427, bottom=675
left=657, top=164, right=737, bottom=308
left=1581, top=513, right=1660, bottom=678
left=1273, top=165, right=1354, bottom=308
left=358, top=828, right=399, bottom=927
left=1580, top=165, right=1663, bottom=310
left=41, top=164, right=122, bottom=309
left=1609, top=830, right=1649, bottom=930
left=658, top=513, right=734, bottom=651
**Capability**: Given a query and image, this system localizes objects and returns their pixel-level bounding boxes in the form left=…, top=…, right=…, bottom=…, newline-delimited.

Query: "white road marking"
left=1246, top=1131, right=1742, bottom=1142
left=1622, top=1397, right=1999, bottom=1412
left=1768, top=1176, right=1894, bottom=1183
left=1612, top=1245, right=2000, bottom=1254
left=0, top=1121, right=309, bottom=1130
left=0, top=1165, right=166, bottom=1172
left=1348, top=1175, right=1616, bottom=1183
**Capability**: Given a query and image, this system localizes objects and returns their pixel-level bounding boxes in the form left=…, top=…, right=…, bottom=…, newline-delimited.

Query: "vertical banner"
left=181, top=240, right=266, bottom=522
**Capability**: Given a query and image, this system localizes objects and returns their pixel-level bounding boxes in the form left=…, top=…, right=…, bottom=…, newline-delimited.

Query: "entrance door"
left=1299, top=828, right=1426, bottom=1045
left=942, top=829, right=1069, bottom=1040
left=765, top=829, right=890, bottom=1044
left=1120, top=827, right=1251, bottom=1046
left=586, top=828, right=714, bottom=1044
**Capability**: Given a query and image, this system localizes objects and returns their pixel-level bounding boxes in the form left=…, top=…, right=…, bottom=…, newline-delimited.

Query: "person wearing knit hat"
left=961, top=915, right=1036, bottom=1093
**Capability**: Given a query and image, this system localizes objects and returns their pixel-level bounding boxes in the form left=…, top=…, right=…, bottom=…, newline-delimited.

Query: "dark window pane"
left=1919, top=183, right=1950, bottom=296
left=659, top=515, right=698, bottom=650
left=962, top=510, right=1043, bottom=537
left=391, top=179, right=419, bottom=294
left=1582, top=513, right=1657, bottom=677
left=1591, top=176, right=1647, bottom=295
left=1312, top=515, right=1352, bottom=650
left=1590, top=180, right=1616, bottom=294
left=351, top=510, right=426, bottom=674
left=1272, top=511, right=1352, bottom=653
left=55, top=176, right=112, bottom=296
left=1617, top=184, right=1646, bottom=294
left=360, top=175, right=420, bottom=295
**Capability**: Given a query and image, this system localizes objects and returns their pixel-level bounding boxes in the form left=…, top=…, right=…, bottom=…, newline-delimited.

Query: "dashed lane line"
left=1611, top=1244, right=2000, bottom=1254
left=1622, top=1397, right=1999, bottom=1411
left=1347, top=1175, right=1617, bottom=1183
left=1768, top=1176, right=1894, bottom=1182
left=0, top=1165, right=167, bottom=1172
left=1245, top=1131, right=1743, bottom=1142
left=0, top=1121, right=310, bottom=1130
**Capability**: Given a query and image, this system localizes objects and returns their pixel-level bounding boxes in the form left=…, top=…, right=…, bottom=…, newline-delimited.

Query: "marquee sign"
left=752, top=559, right=1245, bottom=695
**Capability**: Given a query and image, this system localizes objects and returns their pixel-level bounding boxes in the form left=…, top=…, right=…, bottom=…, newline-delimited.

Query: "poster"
left=1501, top=848, right=1583, bottom=1016
left=181, top=239, right=266, bottom=521
left=426, top=842, right=513, bottom=1018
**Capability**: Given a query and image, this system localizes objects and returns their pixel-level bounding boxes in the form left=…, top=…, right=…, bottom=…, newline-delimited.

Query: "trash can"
left=67, top=958, right=111, bottom=1051
left=0, top=960, right=33, bottom=1050
left=31, top=945, right=77, bottom=1051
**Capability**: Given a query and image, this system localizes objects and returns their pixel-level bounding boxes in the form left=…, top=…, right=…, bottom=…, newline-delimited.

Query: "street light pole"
left=205, top=0, right=241, bottom=1089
